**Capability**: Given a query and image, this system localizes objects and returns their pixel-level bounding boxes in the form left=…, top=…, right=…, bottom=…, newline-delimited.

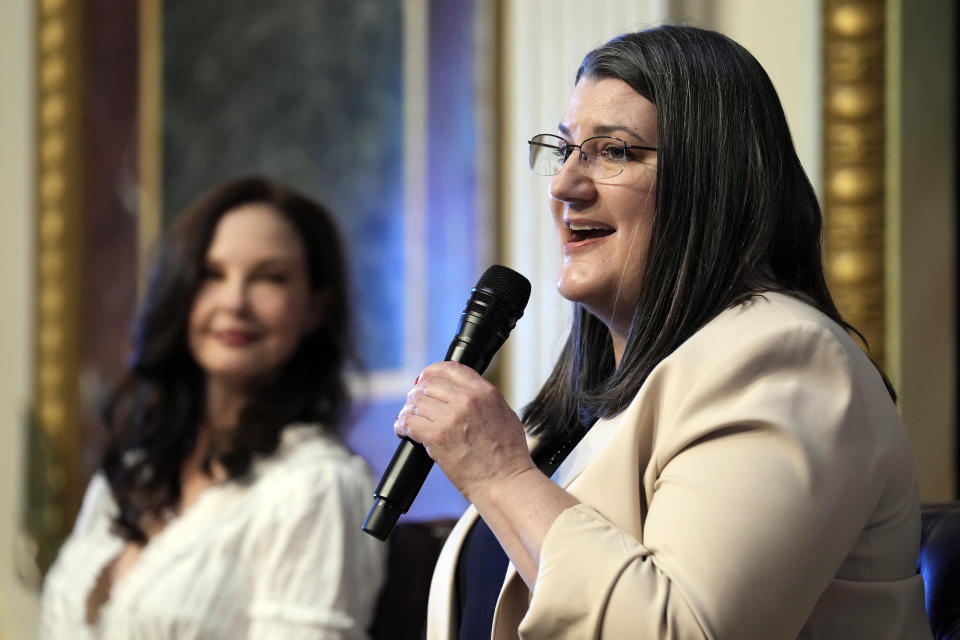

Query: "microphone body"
left=362, top=265, right=531, bottom=540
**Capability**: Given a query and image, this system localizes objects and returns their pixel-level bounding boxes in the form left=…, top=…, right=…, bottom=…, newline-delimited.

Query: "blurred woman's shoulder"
left=248, top=423, right=375, bottom=504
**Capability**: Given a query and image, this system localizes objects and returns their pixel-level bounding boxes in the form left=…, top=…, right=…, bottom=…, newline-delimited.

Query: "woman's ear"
left=306, top=288, right=332, bottom=333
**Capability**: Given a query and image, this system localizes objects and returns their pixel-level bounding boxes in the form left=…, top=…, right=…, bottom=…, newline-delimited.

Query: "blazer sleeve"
left=519, top=320, right=892, bottom=639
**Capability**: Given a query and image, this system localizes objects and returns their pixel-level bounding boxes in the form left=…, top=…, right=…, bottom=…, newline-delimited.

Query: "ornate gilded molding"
left=21, top=0, right=85, bottom=583
left=823, top=0, right=886, bottom=365
left=139, top=0, right=162, bottom=283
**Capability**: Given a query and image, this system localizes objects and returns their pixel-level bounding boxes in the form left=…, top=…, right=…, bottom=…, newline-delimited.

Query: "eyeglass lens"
left=528, top=134, right=630, bottom=179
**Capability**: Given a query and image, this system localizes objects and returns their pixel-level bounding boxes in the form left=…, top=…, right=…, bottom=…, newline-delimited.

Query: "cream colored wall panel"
left=710, top=0, right=822, bottom=198
left=895, top=0, right=956, bottom=500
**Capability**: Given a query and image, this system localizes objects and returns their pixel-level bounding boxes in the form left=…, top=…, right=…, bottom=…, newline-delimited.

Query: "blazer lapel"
left=549, top=409, right=630, bottom=490
left=491, top=562, right=526, bottom=640
left=427, top=505, right=480, bottom=640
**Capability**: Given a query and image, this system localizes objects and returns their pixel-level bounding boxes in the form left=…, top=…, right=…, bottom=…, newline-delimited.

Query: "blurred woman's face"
left=188, top=203, right=321, bottom=390
left=549, top=76, right=658, bottom=359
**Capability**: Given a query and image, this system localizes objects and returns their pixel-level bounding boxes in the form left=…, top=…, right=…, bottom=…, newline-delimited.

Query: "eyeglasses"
left=527, top=133, right=657, bottom=179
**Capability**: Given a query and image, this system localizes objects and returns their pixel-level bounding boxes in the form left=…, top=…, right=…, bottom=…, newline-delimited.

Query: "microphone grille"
left=475, top=265, right=531, bottom=311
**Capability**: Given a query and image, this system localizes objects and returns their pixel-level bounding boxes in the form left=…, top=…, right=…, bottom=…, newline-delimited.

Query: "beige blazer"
left=427, top=293, right=931, bottom=639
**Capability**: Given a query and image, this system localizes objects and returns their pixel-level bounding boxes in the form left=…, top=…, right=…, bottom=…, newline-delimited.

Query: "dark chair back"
left=918, top=502, right=960, bottom=640
left=369, top=518, right=457, bottom=640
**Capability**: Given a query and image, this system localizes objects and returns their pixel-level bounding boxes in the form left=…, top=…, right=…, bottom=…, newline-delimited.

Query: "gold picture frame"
left=822, top=0, right=887, bottom=368
left=22, top=0, right=86, bottom=583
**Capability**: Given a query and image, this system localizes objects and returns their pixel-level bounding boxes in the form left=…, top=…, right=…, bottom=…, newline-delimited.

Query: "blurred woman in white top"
left=41, top=176, right=386, bottom=639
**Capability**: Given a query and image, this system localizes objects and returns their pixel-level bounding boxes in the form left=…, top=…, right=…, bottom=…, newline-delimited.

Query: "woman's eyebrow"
left=251, top=257, right=299, bottom=269
left=557, top=122, right=652, bottom=145
left=203, top=256, right=297, bottom=269
left=592, top=124, right=650, bottom=143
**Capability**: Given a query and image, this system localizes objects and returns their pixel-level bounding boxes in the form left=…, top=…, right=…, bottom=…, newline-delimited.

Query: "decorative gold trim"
left=139, top=0, right=162, bottom=284
left=883, top=0, right=901, bottom=389
left=23, top=0, right=85, bottom=582
left=823, top=0, right=886, bottom=366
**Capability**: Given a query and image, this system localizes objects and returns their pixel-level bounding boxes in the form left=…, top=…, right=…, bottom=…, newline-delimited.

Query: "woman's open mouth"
left=565, top=221, right=615, bottom=250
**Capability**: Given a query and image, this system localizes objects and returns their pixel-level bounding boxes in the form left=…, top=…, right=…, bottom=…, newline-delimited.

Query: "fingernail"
left=414, top=375, right=420, bottom=385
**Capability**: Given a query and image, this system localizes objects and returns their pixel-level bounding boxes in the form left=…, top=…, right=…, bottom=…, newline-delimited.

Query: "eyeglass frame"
left=527, top=133, right=658, bottom=179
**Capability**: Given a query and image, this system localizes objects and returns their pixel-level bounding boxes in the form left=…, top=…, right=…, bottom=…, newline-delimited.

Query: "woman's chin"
left=203, top=366, right=262, bottom=390
left=557, top=274, right=603, bottom=309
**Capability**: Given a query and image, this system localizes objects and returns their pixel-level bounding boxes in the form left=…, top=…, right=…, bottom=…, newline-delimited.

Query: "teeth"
left=568, top=222, right=611, bottom=231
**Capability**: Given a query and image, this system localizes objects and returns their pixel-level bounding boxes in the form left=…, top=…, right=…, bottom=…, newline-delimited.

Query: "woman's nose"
left=549, top=153, right=596, bottom=204
left=217, top=277, right=249, bottom=312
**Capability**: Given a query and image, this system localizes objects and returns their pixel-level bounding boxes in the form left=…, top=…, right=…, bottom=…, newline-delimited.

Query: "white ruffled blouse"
left=40, top=424, right=386, bottom=640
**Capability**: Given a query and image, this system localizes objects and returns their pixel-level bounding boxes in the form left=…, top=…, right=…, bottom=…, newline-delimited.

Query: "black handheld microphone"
left=362, top=265, right=531, bottom=540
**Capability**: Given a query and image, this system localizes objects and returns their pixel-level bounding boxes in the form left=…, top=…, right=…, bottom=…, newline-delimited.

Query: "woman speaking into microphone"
left=394, top=25, right=930, bottom=640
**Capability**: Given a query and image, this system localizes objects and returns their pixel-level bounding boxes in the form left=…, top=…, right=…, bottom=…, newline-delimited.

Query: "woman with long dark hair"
left=398, top=26, right=931, bottom=639
left=41, top=176, right=386, bottom=638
